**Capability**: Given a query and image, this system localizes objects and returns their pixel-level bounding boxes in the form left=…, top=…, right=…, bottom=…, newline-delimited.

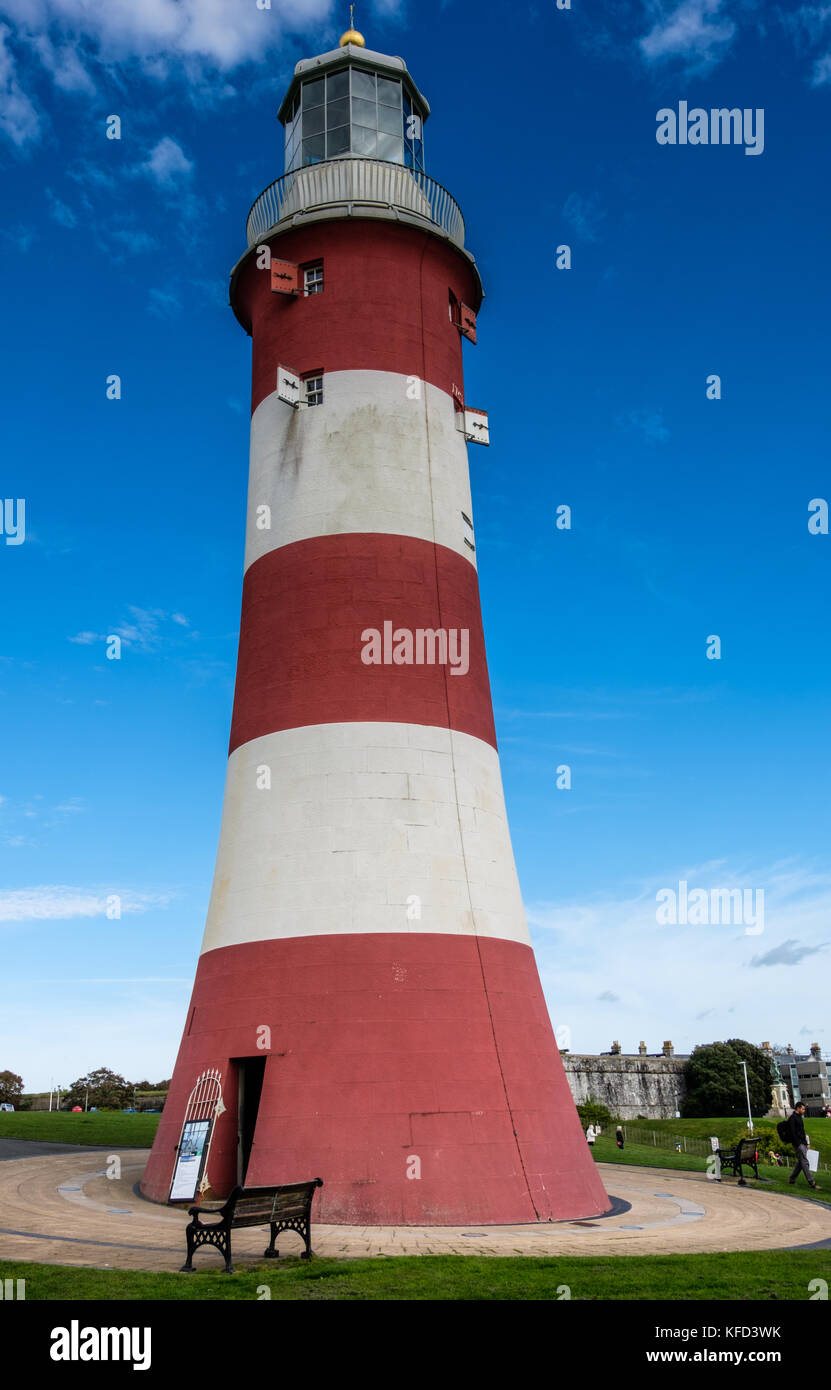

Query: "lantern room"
left=277, top=42, right=429, bottom=174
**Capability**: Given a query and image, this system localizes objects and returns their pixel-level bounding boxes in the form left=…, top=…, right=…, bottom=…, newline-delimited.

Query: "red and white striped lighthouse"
left=142, top=26, right=610, bottom=1225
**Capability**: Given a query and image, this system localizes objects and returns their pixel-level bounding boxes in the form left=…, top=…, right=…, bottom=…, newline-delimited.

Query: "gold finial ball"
left=339, top=27, right=365, bottom=46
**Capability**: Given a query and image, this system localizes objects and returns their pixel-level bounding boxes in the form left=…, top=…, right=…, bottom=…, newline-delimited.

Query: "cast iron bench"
left=715, top=1136, right=760, bottom=1185
left=180, top=1179, right=323, bottom=1273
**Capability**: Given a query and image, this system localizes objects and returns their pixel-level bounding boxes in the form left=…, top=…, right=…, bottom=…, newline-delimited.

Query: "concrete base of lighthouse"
left=141, top=933, right=611, bottom=1225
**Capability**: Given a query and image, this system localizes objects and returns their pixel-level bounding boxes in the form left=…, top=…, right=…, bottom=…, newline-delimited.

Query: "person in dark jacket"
left=786, top=1103, right=818, bottom=1189
left=616, top=1125, right=624, bottom=1150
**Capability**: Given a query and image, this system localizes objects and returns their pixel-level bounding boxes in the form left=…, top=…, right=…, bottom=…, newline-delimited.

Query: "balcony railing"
left=245, top=159, right=466, bottom=250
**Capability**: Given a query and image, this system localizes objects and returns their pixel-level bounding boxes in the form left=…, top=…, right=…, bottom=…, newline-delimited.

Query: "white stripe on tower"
left=202, top=723, right=530, bottom=952
left=246, top=372, right=477, bottom=569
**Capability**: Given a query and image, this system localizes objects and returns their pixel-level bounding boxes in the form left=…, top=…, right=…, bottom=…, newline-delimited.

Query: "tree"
left=0, top=1071, right=23, bottom=1106
left=576, top=1100, right=616, bottom=1129
left=682, top=1040, right=772, bottom=1118
left=64, top=1068, right=132, bottom=1111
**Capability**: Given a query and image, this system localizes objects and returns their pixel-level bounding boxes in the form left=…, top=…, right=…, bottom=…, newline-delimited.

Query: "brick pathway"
left=0, top=1149, right=829, bottom=1271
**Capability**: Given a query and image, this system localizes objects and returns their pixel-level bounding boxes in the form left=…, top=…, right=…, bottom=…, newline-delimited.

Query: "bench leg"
left=180, top=1224, right=197, bottom=1274
left=264, top=1223, right=279, bottom=1259
left=221, top=1227, right=234, bottom=1274
left=301, top=1218, right=313, bottom=1260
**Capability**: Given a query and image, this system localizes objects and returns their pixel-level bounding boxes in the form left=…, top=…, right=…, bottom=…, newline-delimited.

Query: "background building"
left=762, top=1042, right=831, bottom=1117
left=563, top=1039, right=831, bottom=1120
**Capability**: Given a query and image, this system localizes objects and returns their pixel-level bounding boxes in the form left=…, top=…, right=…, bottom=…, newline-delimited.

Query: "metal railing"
left=245, top=158, right=465, bottom=249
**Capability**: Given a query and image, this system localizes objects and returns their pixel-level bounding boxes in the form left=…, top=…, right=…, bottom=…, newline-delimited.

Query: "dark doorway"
left=235, top=1056, right=266, bottom=1184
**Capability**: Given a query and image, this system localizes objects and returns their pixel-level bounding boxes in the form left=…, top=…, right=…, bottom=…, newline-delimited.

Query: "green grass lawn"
left=593, top=1135, right=831, bottom=1205
left=1, top=1250, right=828, bottom=1301
left=0, top=1110, right=161, bottom=1147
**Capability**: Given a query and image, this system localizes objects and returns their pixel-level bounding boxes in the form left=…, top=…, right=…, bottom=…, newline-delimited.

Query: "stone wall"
left=563, top=1054, right=687, bottom=1120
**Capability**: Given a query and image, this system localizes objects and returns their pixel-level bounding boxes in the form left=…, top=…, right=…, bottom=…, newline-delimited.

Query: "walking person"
left=586, top=1123, right=596, bottom=1147
left=616, top=1124, right=624, bottom=1151
left=783, top=1102, right=818, bottom=1190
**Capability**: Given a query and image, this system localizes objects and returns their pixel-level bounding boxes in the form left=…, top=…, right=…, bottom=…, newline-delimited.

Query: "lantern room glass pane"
left=377, top=102, right=401, bottom=135
left=352, top=68, right=376, bottom=100
left=327, top=124, right=350, bottom=156
left=326, top=69, right=349, bottom=100
left=352, top=96, right=377, bottom=128
left=302, top=133, right=325, bottom=163
left=376, top=131, right=403, bottom=162
left=377, top=77, right=401, bottom=107
left=353, top=124, right=377, bottom=155
left=326, top=96, right=349, bottom=128
left=302, top=77, right=325, bottom=108
left=302, top=104, right=325, bottom=137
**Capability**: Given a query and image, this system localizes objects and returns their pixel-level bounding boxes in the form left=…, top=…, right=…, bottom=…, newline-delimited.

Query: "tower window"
left=304, top=374, right=324, bottom=407
left=303, top=263, right=324, bottom=296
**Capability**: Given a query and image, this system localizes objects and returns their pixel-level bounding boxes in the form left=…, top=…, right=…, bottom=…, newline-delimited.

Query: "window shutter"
left=456, top=407, right=490, bottom=446
left=459, top=304, right=477, bottom=344
left=270, top=260, right=299, bottom=295
left=277, top=364, right=301, bottom=407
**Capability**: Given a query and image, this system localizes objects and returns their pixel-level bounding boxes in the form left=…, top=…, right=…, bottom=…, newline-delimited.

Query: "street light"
left=740, top=1060, right=754, bottom=1134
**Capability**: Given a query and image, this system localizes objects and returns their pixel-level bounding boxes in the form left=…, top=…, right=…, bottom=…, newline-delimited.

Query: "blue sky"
left=1, top=0, right=829, bottom=1092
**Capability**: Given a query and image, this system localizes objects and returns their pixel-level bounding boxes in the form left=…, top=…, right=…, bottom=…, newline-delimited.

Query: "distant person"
left=586, top=1124, right=596, bottom=1147
left=616, top=1125, right=624, bottom=1150
left=783, top=1102, right=818, bottom=1190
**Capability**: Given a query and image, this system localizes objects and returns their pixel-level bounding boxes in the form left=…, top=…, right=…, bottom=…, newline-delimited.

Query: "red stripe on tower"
left=142, top=29, right=611, bottom=1225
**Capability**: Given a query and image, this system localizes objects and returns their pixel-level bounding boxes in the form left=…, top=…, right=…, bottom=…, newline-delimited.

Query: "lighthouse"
left=142, top=21, right=610, bottom=1226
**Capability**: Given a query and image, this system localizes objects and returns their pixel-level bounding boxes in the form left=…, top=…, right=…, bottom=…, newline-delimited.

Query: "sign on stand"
left=169, top=1068, right=225, bottom=1204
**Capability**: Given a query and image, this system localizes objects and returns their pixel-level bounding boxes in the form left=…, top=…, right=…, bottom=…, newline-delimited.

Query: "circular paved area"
left=0, top=1147, right=829, bottom=1270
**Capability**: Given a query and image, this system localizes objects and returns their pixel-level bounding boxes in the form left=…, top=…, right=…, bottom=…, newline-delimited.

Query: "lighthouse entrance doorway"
left=234, top=1056, right=266, bottom=1185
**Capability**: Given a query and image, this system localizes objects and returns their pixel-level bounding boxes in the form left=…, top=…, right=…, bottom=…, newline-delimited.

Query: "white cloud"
left=140, top=135, right=193, bottom=187
left=0, top=0, right=367, bottom=146
left=27, top=31, right=95, bottom=93
left=0, top=885, right=174, bottom=922
left=812, top=50, right=831, bottom=82
left=0, top=23, right=41, bottom=145
left=639, top=0, right=736, bottom=70
left=528, top=858, right=831, bottom=1054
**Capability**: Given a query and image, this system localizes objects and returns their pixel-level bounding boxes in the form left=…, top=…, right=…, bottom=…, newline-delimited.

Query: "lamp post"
left=740, top=1060, right=754, bottom=1134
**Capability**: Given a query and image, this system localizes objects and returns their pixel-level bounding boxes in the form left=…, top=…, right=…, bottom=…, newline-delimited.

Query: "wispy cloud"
left=0, top=886, right=175, bottom=922
left=618, top=407, right=670, bottom=444
left=45, top=187, right=77, bottom=227
left=562, top=192, right=607, bottom=244
left=68, top=606, right=192, bottom=652
left=749, top=938, right=829, bottom=968
left=0, top=22, right=41, bottom=145
left=148, top=286, right=182, bottom=319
